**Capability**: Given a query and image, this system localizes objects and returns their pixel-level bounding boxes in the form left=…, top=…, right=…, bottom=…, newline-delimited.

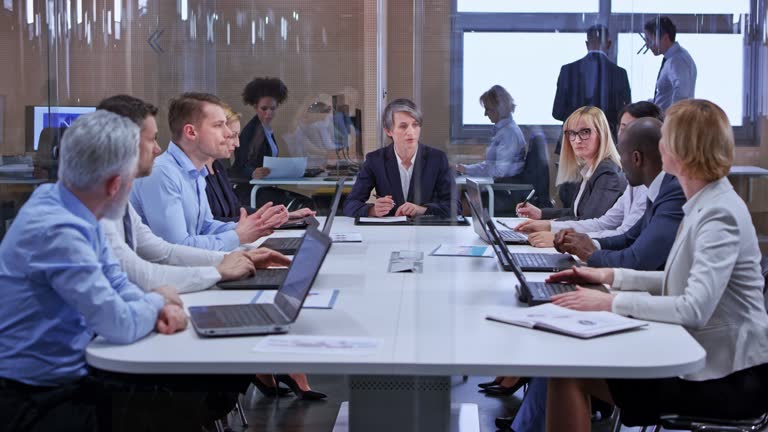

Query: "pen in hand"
left=515, top=189, right=536, bottom=217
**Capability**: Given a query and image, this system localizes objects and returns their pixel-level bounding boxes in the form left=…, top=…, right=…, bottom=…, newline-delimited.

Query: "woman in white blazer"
left=542, top=99, right=768, bottom=431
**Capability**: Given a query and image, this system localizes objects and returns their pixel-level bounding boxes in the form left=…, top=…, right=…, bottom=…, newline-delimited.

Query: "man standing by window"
left=645, top=16, right=697, bottom=111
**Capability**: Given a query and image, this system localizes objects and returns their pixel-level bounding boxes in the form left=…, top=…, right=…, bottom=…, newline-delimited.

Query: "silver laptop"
left=189, top=228, right=332, bottom=336
left=261, top=177, right=346, bottom=255
left=465, top=178, right=528, bottom=245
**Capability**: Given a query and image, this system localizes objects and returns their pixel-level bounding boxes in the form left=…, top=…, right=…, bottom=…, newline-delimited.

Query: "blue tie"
left=122, top=205, right=134, bottom=250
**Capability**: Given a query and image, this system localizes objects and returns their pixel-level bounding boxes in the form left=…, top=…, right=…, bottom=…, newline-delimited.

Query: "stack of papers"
left=358, top=216, right=407, bottom=224
left=331, top=232, right=363, bottom=242
left=487, top=303, right=647, bottom=339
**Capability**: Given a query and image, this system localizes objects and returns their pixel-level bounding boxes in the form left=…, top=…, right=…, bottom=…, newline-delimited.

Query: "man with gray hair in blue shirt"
left=0, top=111, right=214, bottom=431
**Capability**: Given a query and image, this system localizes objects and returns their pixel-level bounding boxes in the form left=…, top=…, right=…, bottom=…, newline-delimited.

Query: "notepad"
left=331, top=232, right=363, bottom=242
left=486, top=303, right=647, bottom=339
left=430, top=244, right=494, bottom=257
left=358, top=216, right=407, bottom=224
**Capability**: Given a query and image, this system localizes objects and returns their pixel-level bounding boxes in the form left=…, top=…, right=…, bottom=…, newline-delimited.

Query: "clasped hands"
left=368, top=195, right=426, bottom=217
left=235, top=202, right=289, bottom=244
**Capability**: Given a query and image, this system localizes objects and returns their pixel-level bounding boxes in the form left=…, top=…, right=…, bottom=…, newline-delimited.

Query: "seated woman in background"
left=231, top=76, right=313, bottom=209
left=343, top=98, right=460, bottom=218
left=517, top=106, right=626, bottom=222
left=456, top=84, right=528, bottom=215
left=544, top=99, right=768, bottom=431
left=204, top=104, right=314, bottom=223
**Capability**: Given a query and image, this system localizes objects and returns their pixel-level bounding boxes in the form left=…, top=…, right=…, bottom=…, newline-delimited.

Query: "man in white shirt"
left=97, top=95, right=290, bottom=293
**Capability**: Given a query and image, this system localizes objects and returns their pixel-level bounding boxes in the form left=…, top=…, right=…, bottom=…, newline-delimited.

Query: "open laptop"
left=465, top=179, right=528, bottom=244
left=478, top=211, right=577, bottom=272
left=189, top=227, right=332, bottom=336
left=261, top=177, right=346, bottom=255
left=485, top=221, right=608, bottom=305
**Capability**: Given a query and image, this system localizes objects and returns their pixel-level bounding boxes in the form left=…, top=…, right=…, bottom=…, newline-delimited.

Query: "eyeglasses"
left=565, top=128, right=593, bottom=141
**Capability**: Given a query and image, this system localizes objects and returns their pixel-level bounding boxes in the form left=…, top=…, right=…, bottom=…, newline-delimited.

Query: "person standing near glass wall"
left=645, top=16, right=697, bottom=111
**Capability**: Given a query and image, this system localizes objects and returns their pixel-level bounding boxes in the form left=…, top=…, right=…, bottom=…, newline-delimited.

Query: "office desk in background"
left=249, top=176, right=532, bottom=217
left=729, top=165, right=768, bottom=203
left=87, top=217, right=705, bottom=432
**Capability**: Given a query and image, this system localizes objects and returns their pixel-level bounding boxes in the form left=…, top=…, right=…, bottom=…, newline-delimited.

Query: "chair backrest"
left=521, top=133, right=552, bottom=208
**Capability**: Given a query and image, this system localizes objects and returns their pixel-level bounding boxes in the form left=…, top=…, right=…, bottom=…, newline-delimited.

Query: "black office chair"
left=496, top=132, right=553, bottom=211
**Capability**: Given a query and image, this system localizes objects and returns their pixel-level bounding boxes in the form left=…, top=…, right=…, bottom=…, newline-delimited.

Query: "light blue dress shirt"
left=654, top=42, right=697, bottom=111
left=0, top=183, right=164, bottom=386
left=130, top=142, right=240, bottom=251
left=463, top=116, right=526, bottom=178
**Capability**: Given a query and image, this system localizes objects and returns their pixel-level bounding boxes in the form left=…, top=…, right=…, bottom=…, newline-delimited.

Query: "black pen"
left=497, top=220, right=514, bottom=231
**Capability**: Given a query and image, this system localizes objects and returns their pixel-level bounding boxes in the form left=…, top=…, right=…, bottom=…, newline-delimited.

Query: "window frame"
left=449, top=0, right=762, bottom=146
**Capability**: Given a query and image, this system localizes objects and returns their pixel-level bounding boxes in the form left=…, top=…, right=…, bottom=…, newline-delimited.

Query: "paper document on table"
left=263, top=156, right=307, bottom=179
left=487, top=303, right=647, bottom=339
left=358, top=216, right=407, bottom=223
left=430, top=244, right=494, bottom=258
left=331, top=232, right=363, bottom=242
left=253, top=335, right=381, bottom=356
left=251, top=289, right=339, bottom=309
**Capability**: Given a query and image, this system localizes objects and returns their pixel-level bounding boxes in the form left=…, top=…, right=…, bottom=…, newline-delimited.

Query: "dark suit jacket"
left=231, top=116, right=276, bottom=179
left=342, top=144, right=459, bottom=218
left=552, top=52, right=631, bottom=135
left=541, top=159, right=626, bottom=221
left=205, top=160, right=255, bottom=223
left=588, top=174, right=685, bottom=270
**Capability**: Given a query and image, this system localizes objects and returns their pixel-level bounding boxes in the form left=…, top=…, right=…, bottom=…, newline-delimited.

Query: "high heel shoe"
left=275, top=374, right=327, bottom=400
left=480, top=377, right=530, bottom=396
left=477, top=376, right=503, bottom=389
left=252, top=375, right=291, bottom=397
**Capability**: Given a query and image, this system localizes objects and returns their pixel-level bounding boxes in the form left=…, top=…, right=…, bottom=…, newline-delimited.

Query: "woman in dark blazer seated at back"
left=543, top=99, right=768, bottom=431
left=517, top=106, right=626, bottom=221
left=205, top=103, right=315, bottom=223
left=343, top=98, right=459, bottom=218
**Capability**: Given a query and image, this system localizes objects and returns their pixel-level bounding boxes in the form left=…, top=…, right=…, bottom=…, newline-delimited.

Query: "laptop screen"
left=274, top=228, right=332, bottom=320
left=322, top=177, right=346, bottom=235
left=486, top=219, right=528, bottom=284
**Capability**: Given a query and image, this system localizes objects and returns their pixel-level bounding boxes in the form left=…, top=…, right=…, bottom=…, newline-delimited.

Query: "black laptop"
left=465, top=178, right=528, bottom=244
left=261, top=178, right=346, bottom=255
left=485, top=221, right=608, bottom=305
left=477, top=212, right=577, bottom=272
left=189, top=228, right=332, bottom=336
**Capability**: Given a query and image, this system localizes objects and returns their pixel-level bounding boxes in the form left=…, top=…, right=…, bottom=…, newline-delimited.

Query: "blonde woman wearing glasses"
left=517, top=106, right=626, bottom=244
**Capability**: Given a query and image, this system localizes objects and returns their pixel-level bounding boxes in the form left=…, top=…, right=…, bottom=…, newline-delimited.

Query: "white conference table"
left=87, top=217, right=705, bottom=431
left=729, top=165, right=768, bottom=203
left=249, top=176, right=532, bottom=216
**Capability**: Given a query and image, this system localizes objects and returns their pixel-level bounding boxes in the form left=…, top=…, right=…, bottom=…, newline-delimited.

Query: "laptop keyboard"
left=253, top=268, right=287, bottom=285
left=500, top=230, right=527, bottom=242
left=532, top=283, right=577, bottom=298
left=512, top=253, right=554, bottom=268
left=216, top=305, right=273, bottom=327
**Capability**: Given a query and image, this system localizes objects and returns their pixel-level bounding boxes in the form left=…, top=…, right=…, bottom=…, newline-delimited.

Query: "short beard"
left=102, top=184, right=132, bottom=221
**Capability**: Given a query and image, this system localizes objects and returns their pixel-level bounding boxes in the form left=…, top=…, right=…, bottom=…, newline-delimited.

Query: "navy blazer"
left=343, top=144, right=459, bottom=217
left=542, top=159, right=627, bottom=221
left=205, top=160, right=255, bottom=223
left=588, top=174, right=685, bottom=270
left=552, top=52, right=631, bottom=135
left=231, top=116, right=276, bottom=179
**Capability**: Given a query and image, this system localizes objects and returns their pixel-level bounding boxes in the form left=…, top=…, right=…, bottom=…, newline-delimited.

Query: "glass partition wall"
left=0, top=0, right=767, bottom=238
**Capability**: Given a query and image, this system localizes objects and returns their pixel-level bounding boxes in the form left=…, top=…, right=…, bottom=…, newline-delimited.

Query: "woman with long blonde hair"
left=517, top=106, right=626, bottom=221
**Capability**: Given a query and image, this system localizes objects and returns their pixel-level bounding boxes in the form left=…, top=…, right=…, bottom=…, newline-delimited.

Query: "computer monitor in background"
left=26, top=106, right=96, bottom=152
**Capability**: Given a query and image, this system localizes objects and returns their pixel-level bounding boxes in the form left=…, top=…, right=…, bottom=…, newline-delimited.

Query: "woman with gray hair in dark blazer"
left=543, top=99, right=768, bottom=431
left=517, top=106, right=626, bottom=225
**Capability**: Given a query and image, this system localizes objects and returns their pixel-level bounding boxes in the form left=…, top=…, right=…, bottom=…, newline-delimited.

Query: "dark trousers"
left=0, top=371, right=250, bottom=432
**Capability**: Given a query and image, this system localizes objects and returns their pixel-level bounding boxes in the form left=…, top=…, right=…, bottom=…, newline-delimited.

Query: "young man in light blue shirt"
left=645, top=16, right=697, bottom=111
left=130, top=92, right=288, bottom=251
left=0, top=111, right=188, bottom=431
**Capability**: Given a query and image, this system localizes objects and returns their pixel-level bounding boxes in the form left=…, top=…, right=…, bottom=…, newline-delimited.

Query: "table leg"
left=748, top=178, right=753, bottom=203
left=250, top=185, right=261, bottom=208
left=485, top=185, right=495, bottom=217
left=332, top=376, right=479, bottom=432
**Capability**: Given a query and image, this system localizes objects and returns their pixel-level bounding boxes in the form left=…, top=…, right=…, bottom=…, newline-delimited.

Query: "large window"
left=450, top=2, right=758, bottom=144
